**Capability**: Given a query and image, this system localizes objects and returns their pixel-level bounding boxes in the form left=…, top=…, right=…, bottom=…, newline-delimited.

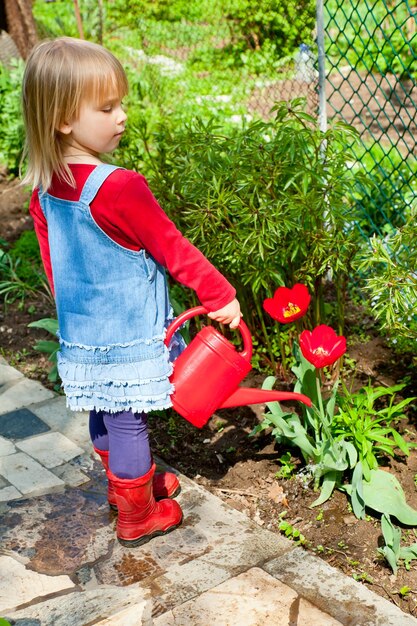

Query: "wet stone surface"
left=94, top=521, right=210, bottom=587
left=1, top=481, right=113, bottom=576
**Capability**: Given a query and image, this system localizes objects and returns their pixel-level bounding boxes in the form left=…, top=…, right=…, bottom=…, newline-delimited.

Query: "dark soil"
left=2, top=175, right=417, bottom=618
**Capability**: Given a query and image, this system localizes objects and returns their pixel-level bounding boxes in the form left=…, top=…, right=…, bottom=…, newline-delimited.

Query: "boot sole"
left=109, top=486, right=181, bottom=511
left=117, top=517, right=183, bottom=548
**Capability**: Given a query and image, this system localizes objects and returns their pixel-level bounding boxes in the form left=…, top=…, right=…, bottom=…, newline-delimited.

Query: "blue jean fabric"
left=38, top=164, right=185, bottom=414
left=89, top=409, right=152, bottom=478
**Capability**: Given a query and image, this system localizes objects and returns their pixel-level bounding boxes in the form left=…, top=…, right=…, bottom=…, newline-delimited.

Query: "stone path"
left=1, top=355, right=417, bottom=625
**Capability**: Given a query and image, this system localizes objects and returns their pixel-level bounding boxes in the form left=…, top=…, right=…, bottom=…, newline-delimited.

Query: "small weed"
left=278, top=519, right=306, bottom=545
left=399, top=585, right=412, bottom=598
left=352, top=571, right=374, bottom=584
left=275, top=451, right=296, bottom=479
left=315, top=508, right=324, bottom=522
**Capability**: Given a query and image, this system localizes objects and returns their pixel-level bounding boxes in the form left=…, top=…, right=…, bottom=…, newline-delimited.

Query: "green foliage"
left=107, top=0, right=213, bottom=24
left=0, top=60, right=25, bottom=175
left=33, top=0, right=103, bottom=40
left=106, top=0, right=315, bottom=73
left=254, top=332, right=416, bottom=520
left=358, top=208, right=417, bottom=341
left=252, top=347, right=357, bottom=507
left=278, top=517, right=306, bottom=545
left=275, top=451, right=296, bottom=479
left=9, top=230, right=44, bottom=288
left=224, top=0, right=316, bottom=61
left=27, top=318, right=60, bottom=382
left=0, top=231, right=47, bottom=305
left=333, top=382, right=415, bottom=481
left=378, top=514, right=417, bottom=575
left=129, top=100, right=368, bottom=342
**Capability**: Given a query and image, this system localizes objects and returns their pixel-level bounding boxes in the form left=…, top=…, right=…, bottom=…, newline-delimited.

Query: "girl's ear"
left=57, top=122, right=72, bottom=135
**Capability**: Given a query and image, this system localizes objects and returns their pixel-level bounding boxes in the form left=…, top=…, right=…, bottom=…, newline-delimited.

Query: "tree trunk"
left=3, top=0, right=37, bottom=59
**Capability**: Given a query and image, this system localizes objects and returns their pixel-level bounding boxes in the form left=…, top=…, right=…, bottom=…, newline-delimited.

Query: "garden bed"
left=2, top=176, right=417, bottom=618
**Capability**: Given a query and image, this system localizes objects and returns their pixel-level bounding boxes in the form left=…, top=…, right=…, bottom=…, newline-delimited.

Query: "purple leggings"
left=89, top=409, right=152, bottom=479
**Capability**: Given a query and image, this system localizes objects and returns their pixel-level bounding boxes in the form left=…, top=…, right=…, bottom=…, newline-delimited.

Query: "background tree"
left=0, top=0, right=37, bottom=59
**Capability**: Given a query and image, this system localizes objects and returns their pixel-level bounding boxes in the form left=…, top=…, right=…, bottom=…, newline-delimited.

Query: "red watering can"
left=165, top=306, right=312, bottom=428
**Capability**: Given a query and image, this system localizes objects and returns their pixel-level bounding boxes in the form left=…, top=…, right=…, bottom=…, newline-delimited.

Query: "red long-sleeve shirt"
left=29, top=164, right=235, bottom=311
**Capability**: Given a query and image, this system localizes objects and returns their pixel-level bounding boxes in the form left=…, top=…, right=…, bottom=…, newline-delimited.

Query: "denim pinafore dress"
left=39, top=164, right=184, bottom=413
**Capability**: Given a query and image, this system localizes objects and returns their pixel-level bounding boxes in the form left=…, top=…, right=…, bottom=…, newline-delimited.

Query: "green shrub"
left=224, top=0, right=316, bottom=59
left=0, top=60, right=25, bottom=175
left=122, top=99, right=370, bottom=342
left=9, top=230, right=44, bottom=288
left=358, top=207, right=417, bottom=343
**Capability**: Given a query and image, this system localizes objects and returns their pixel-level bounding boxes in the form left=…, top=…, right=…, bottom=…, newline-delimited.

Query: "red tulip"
left=263, top=283, right=311, bottom=323
left=299, top=325, right=346, bottom=368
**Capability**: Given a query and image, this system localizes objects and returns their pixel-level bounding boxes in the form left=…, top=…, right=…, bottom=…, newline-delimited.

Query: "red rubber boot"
left=94, top=448, right=180, bottom=510
left=109, top=463, right=183, bottom=547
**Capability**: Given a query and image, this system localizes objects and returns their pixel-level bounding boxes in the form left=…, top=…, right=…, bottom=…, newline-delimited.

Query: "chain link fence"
left=99, top=1, right=318, bottom=121
left=321, top=0, right=417, bottom=236
left=113, top=0, right=415, bottom=238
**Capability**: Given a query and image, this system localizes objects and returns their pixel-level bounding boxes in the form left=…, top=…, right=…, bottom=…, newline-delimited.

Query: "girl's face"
left=60, top=93, right=127, bottom=158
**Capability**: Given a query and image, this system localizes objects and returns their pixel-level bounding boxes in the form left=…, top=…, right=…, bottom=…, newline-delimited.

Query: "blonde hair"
left=21, top=37, right=128, bottom=190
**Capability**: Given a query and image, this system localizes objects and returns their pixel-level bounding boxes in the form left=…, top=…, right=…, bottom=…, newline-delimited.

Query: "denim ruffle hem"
left=57, top=330, right=186, bottom=414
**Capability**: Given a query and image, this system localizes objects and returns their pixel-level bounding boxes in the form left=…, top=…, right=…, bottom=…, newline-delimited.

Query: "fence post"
left=316, top=0, right=327, bottom=133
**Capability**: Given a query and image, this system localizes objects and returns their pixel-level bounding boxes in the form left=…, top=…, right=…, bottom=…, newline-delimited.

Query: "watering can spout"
left=219, top=387, right=312, bottom=410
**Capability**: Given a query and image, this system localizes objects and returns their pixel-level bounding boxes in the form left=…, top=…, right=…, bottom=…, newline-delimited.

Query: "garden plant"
left=256, top=283, right=417, bottom=542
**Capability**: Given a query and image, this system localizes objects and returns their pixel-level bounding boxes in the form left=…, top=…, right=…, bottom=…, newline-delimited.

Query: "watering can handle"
left=164, top=305, right=253, bottom=362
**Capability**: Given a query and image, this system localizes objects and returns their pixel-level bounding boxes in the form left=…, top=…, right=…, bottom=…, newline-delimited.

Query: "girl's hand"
left=208, top=298, right=242, bottom=329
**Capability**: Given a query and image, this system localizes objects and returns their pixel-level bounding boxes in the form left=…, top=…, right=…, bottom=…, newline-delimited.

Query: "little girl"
left=22, top=37, right=241, bottom=548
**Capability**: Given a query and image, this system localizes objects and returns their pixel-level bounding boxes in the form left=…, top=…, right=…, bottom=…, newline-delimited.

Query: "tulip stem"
left=255, top=300, right=276, bottom=371
left=277, top=325, right=288, bottom=379
left=315, top=370, right=325, bottom=419
left=315, top=369, right=333, bottom=441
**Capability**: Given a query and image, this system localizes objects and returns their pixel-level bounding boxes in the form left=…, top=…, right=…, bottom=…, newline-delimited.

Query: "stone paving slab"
left=52, top=461, right=90, bottom=487
left=0, top=408, right=50, bottom=440
left=95, top=602, right=153, bottom=626
left=0, top=555, right=75, bottom=613
left=264, top=547, right=417, bottom=626
left=0, top=435, right=15, bottom=455
left=154, top=566, right=343, bottom=626
left=5, top=586, right=152, bottom=626
left=30, top=397, right=91, bottom=451
left=0, top=451, right=64, bottom=496
left=0, top=484, right=21, bottom=501
left=16, top=432, right=84, bottom=468
left=0, top=355, right=24, bottom=382
left=0, top=377, right=54, bottom=414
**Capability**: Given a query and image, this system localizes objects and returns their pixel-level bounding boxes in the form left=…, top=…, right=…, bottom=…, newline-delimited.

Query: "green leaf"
left=350, top=462, right=365, bottom=520
left=344, top=442, right=358, bottom=468
left=28, top=317, right=59, bottom=335
left=33, top=340, right=59, bottom=357
left=345, top=470, right=417, bottom=526
left=391, top=430, right=410, bottom=456
left=310, top=470, right=339, bottom=507
left=399, top=543, right=417, bottom=569
left=381, top=513, right=401, bottom=553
